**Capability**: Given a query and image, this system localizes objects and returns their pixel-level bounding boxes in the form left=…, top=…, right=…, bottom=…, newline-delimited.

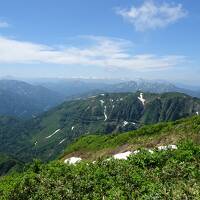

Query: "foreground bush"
left=0, top=141, right=200, bottom=200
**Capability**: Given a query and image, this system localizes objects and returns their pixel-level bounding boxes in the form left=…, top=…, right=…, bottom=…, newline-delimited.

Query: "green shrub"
left=1, top=141, right=200, bottom=199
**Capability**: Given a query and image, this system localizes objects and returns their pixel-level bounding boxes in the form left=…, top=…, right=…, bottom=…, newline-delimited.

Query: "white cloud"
left=0, top=20, right=9, bottom=28
left=116, top=0, right=187, bottom=31
left=0, top=36, right=185, bottom=71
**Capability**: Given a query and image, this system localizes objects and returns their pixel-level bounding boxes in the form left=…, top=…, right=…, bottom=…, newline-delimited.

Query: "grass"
left=62, top=116, right=200, bottom=160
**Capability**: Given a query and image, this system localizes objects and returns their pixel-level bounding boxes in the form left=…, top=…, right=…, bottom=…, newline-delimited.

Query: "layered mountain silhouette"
left=0, top=80, right=65, bottom=118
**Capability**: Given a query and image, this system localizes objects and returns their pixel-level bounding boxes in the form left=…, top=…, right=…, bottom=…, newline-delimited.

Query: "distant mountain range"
left=32, top=78, right=200, bottom=99
left=0, top=91, right=200, bottom=162
left=105, top=80, right=178, bottom=93
left=0, top=80, right=65, bottom=118
left=0, top=78, right=200, bottom=119
left=103, top=80, right=200, bottom=98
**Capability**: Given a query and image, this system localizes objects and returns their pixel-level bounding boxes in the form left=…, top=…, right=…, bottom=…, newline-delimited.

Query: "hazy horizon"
left=0, top=0, right=199, bottom=85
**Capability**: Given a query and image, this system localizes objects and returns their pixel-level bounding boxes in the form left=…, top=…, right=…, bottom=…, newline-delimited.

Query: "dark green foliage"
left=1, top=141, right=200, bottom=199
left=0, top=116, right=40, bottom=162
left=0, top=153, right=24, bottom=176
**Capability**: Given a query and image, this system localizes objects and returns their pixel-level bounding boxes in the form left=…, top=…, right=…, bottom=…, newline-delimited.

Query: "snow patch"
left=138, top=93, right=145, bottom=105
left=133, top=150, right=140, bottom=154
left=64, top=157, right=82, bottom=165
left=158, top=146, right=168, bottom=151
left=113, top=151, right=132, bottom=160
left=86, top=106, right=90, bottom=111
left=158, top=145, right=178, bottom=151
left=122, top=121, right=129, bottom=127
left=148, top=149, right=154, bottom=154
left=100, top=100, right=104, bottom=106
left=59, top=139, right=66, bottom=144
left=168, top=144, right=178, bottom=150
left=104, top=106, right=108, bottom=121
left=88, top=95, right=96, bottom=98
left=46, top=129, right=60, bottom=139
left=122, top=121, right=136, bottom=127
left=196, top=111, right=199, bottom=115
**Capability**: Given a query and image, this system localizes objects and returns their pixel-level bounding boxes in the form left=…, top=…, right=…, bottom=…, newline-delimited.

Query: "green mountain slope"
left=0, top=116, right=40, bottom=161
left=28, top=92, right=200, bottom=160
left=0, top=153, right=24, bottom=176
left=62, top=115, right=200, bottom=161
left=1, top=122, right=200, bottom=199
left=1, top=92, right=200, bottom=162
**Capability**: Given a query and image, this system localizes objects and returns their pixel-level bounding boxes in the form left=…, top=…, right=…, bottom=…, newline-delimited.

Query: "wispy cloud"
left=116, top=0, right=187, bottom=31
left=0, top=20, right=9, bottom=28
left=0, top=35, right=185, bottom=71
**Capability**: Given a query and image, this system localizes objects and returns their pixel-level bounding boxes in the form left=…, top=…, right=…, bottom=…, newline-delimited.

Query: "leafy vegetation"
left=1, top=92, right=200, bottom=162
left=1, top=141, right=200, bottom=199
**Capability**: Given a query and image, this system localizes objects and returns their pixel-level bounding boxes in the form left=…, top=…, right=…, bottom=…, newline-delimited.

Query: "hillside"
left=0, top=92, right=200, bottom=162
left=1, top=116, right=200, bottom=199
left=62, top=116, right=200, bottom=161
left=28, top=91, right=200, bottom=160
left=0, top=80, right=65, bottom=118
left=0, top=116, right=40, bottom=161
left=0, top=153, right=24, bottom=176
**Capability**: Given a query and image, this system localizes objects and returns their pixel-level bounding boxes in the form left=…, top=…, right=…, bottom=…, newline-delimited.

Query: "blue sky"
left=0, top=0, right=199, bottom=84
